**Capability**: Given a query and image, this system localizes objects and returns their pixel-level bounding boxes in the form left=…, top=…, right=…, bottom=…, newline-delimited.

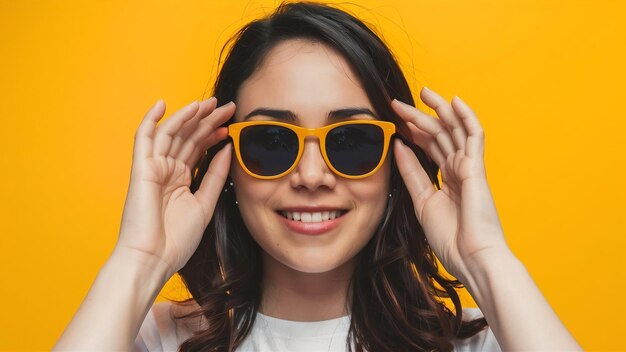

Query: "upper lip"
left=277, top=206, right=349, bottom=212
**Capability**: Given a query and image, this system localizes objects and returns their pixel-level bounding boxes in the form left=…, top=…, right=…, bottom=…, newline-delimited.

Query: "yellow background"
left=1, top=0, right=624, bottom=350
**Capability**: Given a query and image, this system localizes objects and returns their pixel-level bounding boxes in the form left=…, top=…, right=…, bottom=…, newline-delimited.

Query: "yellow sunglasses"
left=228, top=119, right=396, bottom=180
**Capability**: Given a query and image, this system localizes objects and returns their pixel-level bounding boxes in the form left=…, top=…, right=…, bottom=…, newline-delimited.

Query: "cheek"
left=352, top=184, right=388, bottom=235
left=231, top=164, right=281, bottom=239
left=356, top=185, right=387, bottom=211
left=347, top=161, right=392, bottom=237
left=359, top=160, right=392, bottom=210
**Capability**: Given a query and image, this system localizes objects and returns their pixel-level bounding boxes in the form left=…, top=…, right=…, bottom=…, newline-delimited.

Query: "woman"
left=54, top=2, right=581, bottom=351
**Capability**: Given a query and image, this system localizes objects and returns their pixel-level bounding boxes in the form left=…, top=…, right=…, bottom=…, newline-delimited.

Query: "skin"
left=54, top=39, right=582, bottom=352
left=231, top=39, right=390, bottom=320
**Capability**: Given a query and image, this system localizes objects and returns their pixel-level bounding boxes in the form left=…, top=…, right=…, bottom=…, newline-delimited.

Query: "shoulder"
left=134, top=300, right=204, bottom=352
left=452, top=307, right=502, bottom=352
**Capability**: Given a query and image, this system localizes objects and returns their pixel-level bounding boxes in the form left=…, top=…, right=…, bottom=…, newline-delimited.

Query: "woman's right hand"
left=115, top=98, right=236, bottom=279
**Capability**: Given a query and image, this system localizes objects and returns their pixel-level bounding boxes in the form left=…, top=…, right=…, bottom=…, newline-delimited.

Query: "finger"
left=184, top=128, right=229, bottom=170
left=133, top=99, right=166, bottom=161
left=177, top=101, right=236, bottom=164
left=451, top=96, right=485, bottom=158
left=450, top=151, right=474, bottom=191
left=445, top=153, right=460, bottom=190
left=153, top=100, right=200, bottom=157
left=194, top=143, right=232, bottom=226
left=420, top=87, right=468, bottom=151
left=403, top=121, right=446, bottom=168
left=391, top=99, right=456, bottom=157
left=170, top=98, right=217, bottom=157
left=393, top=139, right=436, bottom=221
left=180, top=98, right=217, bottom=138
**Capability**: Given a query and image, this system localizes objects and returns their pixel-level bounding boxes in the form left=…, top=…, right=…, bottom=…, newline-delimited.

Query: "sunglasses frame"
left=228, top=119, right=396, bottom=180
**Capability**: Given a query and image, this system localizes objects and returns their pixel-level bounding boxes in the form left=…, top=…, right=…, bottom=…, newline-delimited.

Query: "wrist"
left=461, top=247, right=526, bottom=305
left=107, top=247, right=173, bottom=289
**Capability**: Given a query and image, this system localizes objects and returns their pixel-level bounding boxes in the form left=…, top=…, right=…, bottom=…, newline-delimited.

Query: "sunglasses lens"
left=326, top=124, right=385, bottom=176
left=240, top=125, right=299, bottom=176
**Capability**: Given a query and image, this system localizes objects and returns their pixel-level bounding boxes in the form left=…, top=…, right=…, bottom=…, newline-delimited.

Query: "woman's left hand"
left=391, top=87, right=510, bottom=284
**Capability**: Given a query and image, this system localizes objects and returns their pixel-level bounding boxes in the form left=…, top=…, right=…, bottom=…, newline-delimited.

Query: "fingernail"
left=452, top=96, right=467, bottom=106
left=392, top=98, right=409, bottom=107
left=224, top=101, right=235, bottom=107
left=422, top=86, right=431, bottom=92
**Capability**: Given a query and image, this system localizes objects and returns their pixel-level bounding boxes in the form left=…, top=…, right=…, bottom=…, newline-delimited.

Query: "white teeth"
left=283, top=211, right=343, bottom=222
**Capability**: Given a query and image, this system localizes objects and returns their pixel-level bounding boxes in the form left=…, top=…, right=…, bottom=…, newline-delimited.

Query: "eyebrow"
left=242, top=107, right=378, bottom=121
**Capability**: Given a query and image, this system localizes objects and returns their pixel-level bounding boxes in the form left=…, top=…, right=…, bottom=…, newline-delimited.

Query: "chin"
left=277, top=249, right=356, bottom=274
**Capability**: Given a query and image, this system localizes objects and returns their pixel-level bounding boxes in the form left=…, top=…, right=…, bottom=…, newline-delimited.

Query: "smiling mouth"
left=278, top=210, right=349, bottom=222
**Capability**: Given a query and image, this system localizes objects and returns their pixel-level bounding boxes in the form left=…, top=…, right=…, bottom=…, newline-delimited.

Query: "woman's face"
left=231, top=39, right=391, bottom=274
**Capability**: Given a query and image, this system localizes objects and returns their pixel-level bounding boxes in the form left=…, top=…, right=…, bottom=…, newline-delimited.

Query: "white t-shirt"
left=134, top=302, right=502, bottom=351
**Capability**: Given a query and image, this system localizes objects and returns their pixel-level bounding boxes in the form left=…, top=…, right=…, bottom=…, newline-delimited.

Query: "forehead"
left=235, top=39, right=373, bottom=123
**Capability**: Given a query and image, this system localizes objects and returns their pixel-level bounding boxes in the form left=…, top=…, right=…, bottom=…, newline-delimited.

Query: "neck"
left=259, top=252, right=354, bottom=321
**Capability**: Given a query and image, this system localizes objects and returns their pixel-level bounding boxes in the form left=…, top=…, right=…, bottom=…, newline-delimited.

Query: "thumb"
left=393, top=139, right=436, bottom=220
left=194, top=143, right=232, bottom=223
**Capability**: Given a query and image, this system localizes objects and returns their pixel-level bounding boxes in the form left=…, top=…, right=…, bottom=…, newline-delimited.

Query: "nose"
left=289, top=137, right=337, bottom=191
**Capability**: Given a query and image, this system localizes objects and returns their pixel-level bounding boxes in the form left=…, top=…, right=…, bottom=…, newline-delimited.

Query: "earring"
left=224, top=180, right=238, bottom=206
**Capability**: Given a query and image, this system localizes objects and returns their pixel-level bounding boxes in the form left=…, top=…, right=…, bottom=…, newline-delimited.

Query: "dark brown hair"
left=174, top=2, right=488, bottom=351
